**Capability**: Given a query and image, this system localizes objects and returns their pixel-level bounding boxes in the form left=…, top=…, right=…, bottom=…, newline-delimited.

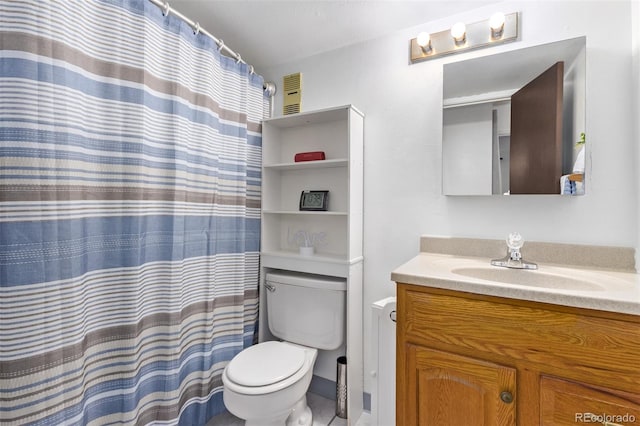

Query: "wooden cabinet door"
left=401, top=344, right=516, bottom=425
left=541, top=376, right=640, bottom=425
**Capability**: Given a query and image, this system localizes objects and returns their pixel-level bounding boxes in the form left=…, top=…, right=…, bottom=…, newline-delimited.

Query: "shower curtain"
left=0, top=0, right=266, bottom=424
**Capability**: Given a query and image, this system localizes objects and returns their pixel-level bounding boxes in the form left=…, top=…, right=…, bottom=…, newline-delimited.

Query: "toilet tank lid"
left=226, top=341, right=305, bottom=387
left=266, top=271, right=346, bottom=291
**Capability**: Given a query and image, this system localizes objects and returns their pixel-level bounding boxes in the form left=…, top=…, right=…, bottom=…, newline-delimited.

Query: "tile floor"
left=207, top=392, right=347, bottom=426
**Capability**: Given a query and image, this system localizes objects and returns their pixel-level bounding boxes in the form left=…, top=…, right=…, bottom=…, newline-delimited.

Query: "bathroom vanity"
left=392, top=237, right=640, bottom=425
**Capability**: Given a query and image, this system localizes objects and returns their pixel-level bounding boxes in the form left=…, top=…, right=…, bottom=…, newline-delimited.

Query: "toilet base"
left=286, top=395, right=312, bottom=426
left=243, top=395, right=312, bottom=426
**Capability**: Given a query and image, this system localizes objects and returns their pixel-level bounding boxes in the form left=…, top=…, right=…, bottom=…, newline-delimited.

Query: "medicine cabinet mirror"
left=442, top=36, right=586, bottom=195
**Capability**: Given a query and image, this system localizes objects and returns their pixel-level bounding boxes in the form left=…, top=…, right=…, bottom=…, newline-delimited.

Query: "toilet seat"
left=223, top=342, right=317, bottom=396
left=226, top=341, right=306, bottom=387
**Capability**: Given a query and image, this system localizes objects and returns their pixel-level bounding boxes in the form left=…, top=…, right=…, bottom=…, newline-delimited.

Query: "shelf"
left=262, top=210, right=348, bottom=216
left=260, top=105, right=365, bottom=423
left=264, top=158, right=348, bottom=171
left=262, top=104, right=363, bottom=128
left=261, top=251, right=362, bottom=279
left=261, top=250, right=351, bottom=264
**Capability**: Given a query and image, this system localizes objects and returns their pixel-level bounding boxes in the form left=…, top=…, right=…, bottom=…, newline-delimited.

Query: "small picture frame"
left=299, top=190, right=329, bottom=211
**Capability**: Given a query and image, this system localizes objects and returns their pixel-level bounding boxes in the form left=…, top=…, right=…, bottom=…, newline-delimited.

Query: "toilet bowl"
left=222, top=271, right=346, bottom=425
left=222, top=341, right=318, bottom=426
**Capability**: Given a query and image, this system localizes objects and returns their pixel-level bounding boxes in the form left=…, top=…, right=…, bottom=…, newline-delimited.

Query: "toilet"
left=222, top=271, right=347, bottom=426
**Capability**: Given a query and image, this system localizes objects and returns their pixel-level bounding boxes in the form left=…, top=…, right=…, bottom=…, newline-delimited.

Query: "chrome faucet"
left=491, top=232, right=538, bottom=270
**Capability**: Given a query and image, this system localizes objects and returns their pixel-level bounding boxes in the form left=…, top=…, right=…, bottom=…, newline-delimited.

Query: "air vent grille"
left=283, top=72, right=302, bottom=115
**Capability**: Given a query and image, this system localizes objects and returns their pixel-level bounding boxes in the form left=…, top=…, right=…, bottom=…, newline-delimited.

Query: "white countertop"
left=391, top=253, right=640, bottom=315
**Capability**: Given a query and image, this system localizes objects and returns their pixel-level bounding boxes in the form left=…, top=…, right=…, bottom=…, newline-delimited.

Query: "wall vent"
left=283, top=72, right=302, bottom=115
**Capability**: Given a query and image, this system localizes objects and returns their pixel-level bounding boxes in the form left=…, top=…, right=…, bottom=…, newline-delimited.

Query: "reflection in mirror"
left=442, top=37, right=586, bottom=195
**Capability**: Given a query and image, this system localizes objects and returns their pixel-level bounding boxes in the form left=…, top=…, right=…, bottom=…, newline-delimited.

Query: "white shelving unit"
left=259, top=105, right=364, bottom=422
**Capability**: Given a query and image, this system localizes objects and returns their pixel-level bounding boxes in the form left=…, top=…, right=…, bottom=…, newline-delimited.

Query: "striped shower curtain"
left=0, top=0, right=266, bottom=424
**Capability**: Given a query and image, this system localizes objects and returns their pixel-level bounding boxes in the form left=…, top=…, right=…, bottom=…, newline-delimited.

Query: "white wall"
left=443, top=103, right=493, bottom=195
left=263, top=1, right=638, bottom=396
left=634, top=0, right=640, bottom=269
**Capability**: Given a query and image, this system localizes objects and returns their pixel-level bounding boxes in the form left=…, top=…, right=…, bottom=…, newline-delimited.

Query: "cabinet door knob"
left=500, top=391, right=514, bottom=404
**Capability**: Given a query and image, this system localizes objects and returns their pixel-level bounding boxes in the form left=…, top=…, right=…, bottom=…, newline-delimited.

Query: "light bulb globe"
left=417, top=32, right=431, bottom=48
left=490, top=12, right=506, bottom=30
left=451, top=22, right=466, bottom=41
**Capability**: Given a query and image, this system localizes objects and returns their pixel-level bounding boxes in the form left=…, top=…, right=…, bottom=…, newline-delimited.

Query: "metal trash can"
left=336, top=356, right=348, bottom=418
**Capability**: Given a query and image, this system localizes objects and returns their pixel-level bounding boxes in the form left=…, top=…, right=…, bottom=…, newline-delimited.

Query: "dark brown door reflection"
left=510, top=62, right=564, bottom=194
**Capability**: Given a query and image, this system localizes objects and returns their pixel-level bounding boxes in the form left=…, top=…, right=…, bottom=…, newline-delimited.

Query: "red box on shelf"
left=294, top=151, right=325, bottom=162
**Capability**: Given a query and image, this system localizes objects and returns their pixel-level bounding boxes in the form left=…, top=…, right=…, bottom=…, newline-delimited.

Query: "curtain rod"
left=148, top=0, right=276, bottom=97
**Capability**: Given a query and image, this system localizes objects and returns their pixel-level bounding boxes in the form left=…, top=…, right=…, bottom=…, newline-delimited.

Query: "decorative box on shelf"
left=294, top=151, right=325, bottom=162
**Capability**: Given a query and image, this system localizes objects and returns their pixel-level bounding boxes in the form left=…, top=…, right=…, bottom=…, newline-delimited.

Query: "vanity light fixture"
left=451, top=22, right=466, bottom=46
left=409, top=12, right=518, bottom=64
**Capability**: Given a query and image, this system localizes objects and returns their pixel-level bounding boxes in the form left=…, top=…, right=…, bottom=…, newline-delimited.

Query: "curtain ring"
left=217, top=39, right=224, bottom=52
left=162, top=1, right=170, bottom=17
left=235, top=54, right=242, bottom=64
left=249, top=66, right=255, bottom=75
left=192, top=22, right=200, bottom=35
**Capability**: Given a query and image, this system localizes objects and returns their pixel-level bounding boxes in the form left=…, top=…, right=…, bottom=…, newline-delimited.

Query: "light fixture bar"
left=409, top=12, right=518, bottom=64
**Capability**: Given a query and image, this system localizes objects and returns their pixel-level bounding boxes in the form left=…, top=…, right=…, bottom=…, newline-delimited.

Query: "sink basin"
left=451, top=267, right=605, bottom=291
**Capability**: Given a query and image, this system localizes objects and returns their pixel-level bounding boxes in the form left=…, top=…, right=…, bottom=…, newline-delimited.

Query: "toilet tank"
left=266, top=271, right=346, bottom=350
